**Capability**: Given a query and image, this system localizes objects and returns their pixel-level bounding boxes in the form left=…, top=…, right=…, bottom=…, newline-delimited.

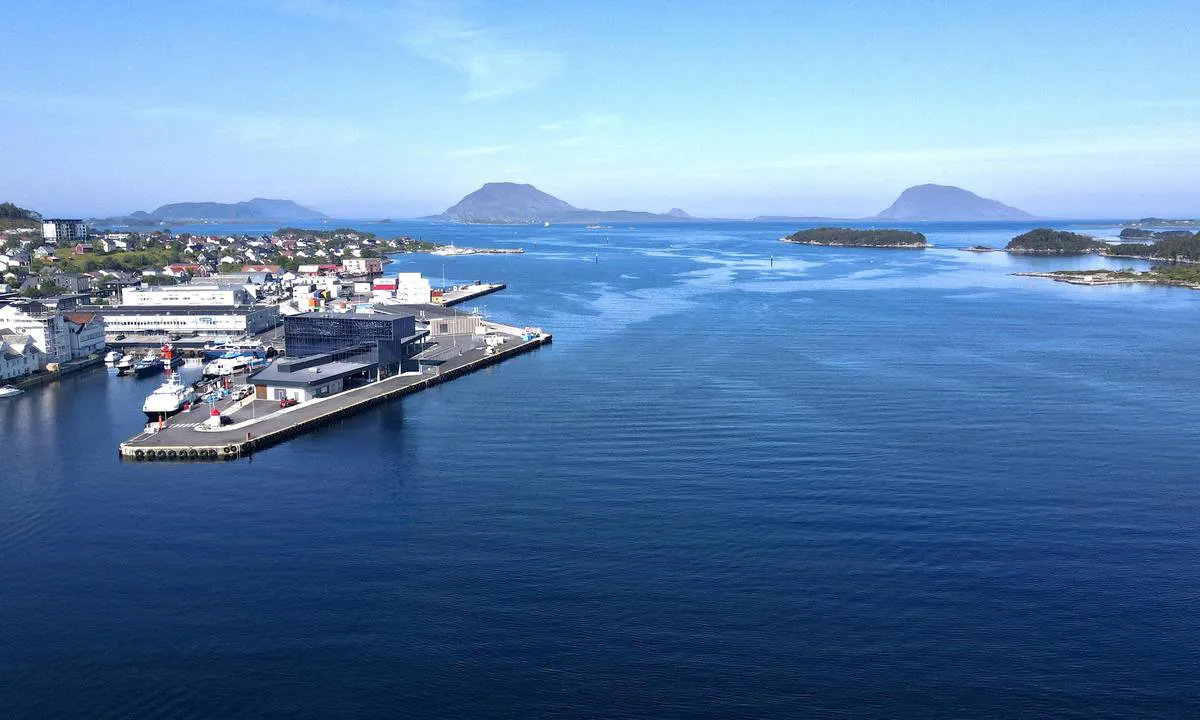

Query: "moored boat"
left=0, top=385, right=23, bottom=399
left=142, top=373, right=197, bottom=422
left=202, top=354, right=269, bottom=378
left=104, top=350, right=123, bottom=366
left=115, top=355, right=136, bottom=376
left=133, top=354, right=164, bottom=377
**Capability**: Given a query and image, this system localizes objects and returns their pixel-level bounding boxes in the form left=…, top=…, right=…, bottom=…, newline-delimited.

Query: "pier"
left=439, top=282, right=506, bottom=306
left=118, top=325, right=550, bottom=462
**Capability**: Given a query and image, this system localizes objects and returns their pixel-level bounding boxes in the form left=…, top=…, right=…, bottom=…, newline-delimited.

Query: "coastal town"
left=1, top=208, right=548, bottom=457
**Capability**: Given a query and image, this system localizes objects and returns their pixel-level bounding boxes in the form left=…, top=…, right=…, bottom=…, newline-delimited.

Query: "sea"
left=2, top=219, right=1199, bottom=718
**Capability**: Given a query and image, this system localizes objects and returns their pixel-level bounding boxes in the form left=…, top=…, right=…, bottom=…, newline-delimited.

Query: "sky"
left=1, top=0, right=1198, bottom=219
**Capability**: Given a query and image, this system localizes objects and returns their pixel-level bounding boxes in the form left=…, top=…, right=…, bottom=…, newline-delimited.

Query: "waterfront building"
left=378, top=302, right=482, bottom=337
left=247, top=345, right=380, bottom=403
left=283, top=311, right=426, bottom=374
left=342, top=257, right=384, bottom=276
left=0, top=299, right=104, bottom=363
left=0, top=333, right=42, bottom=380
left=41, top=219, right=87, bottom=244
left=63, top=312, right=106, bottom=358
left=97, top=303, right=280, bottom=336
left=371, top=273, right=431, bottom=303
left=120, top=284, right=253, bottom=307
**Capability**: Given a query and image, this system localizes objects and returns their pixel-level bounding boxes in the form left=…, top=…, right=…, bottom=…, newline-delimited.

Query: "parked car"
left=280, top=397, right=299, bottom=408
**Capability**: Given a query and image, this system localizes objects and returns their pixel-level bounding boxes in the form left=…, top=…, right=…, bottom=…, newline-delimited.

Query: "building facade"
left=63, top=312, right=107, bottom=358
left=342, top=257, right=385, bottom=276
left=41, top=219, right=87, bottom=244
left=0, top=334, right=42, bottom=380
left=0, top=301, right=72, bottom=363
left=98, top=304, right=279, bottom=336
left=121, top=284, right=252, bottom=307
left=283, top=311, right=425, bottom=373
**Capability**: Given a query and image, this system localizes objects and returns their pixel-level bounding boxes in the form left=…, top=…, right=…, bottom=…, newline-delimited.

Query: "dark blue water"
left=3, top=220, right=1199, bottom=718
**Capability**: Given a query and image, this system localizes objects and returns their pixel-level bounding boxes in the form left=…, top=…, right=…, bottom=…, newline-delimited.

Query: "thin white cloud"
left=139, top=106, right=364, bottom=148
left=401, top=1, right=561, bottom=100
left=450, top=144, right=513, bottom=157
left=274, top=0, right=561, bottom=100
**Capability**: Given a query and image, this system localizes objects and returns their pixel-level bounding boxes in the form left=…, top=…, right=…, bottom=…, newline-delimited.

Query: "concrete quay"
left=439, top=283, right=506, bottom=306
left=118, top=329, right=551, bottom=462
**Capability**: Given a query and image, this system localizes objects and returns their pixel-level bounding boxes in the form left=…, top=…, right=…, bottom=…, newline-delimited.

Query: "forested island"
left=1004, top=227, right=1200, bottom=262
left=1005, top=229, right=1104, bottom=254
left=782, top=227, right=929, bottom=248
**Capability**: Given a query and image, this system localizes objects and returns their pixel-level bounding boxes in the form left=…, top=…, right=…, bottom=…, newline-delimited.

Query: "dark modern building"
left=283, top=311, right=426, bottom=374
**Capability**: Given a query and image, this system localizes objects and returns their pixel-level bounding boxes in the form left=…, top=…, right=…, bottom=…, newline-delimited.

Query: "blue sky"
left=2, top=0, right=1198, bottom=218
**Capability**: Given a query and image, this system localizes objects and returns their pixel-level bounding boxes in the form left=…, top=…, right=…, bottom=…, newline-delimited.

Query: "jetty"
left=439, top=282, right=506, bottom=306
left=118, top=322, right=550, bottom=462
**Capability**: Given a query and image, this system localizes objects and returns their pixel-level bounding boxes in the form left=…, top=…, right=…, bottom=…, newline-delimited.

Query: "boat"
left=142, top=373, right=197, bottom=422
left=202, top=354, right=267, bottom=378
left=160, top=343, right=184, bottom=368
left=0, top=386, right=23, bottom=399
left=115, top=355, right=136, bottom=376
left=104, top=350, right=123, bottom=366
left=200, top=339, right=273, bottom=361
left=133, top=354, right=164, bottom=377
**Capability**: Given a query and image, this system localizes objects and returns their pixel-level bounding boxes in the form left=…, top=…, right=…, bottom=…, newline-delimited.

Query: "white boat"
left=202, top=354, right=268, bottom=378
left=142, top=373, right=197, bottom=422
left=115, top=355, right=136, bottom=376
left=104, top=350, right=123, bottom=366
left=0, top=385, right=23, bottom=399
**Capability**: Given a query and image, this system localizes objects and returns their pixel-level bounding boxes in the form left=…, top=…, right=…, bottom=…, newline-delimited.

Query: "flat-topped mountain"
left=431, top=182, right=689, bottom=224
left=146, top=198, right=326, bottom=222
left=876, top=184, right=1032, bottom=221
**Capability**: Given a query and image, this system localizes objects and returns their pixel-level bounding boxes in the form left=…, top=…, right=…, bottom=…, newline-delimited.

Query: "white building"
left=121, top=284, right=251, bottom=307
left=342, top=257, right=384, bottom=275
left=0, top=301, right=104, bottom=364
left=100, top=304, right=280, bottom=336
left=63, top=312, right=107, bottom=358
left=0, top=334, right=42, bottom=380
left=41, top=219, right=87, bottom=244
left=395, top=273, right=431, bottom=304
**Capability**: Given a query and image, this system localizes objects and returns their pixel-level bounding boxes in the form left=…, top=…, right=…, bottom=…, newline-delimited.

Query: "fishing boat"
left=160, top=343, right=184, bottom=368
left=142, top=373, right=197, bottom=422
left=0, top=385, right=23, bottom=399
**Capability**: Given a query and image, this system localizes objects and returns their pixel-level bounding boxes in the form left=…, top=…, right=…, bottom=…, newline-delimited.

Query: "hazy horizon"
left=3, top=0, right=1198, bottom=219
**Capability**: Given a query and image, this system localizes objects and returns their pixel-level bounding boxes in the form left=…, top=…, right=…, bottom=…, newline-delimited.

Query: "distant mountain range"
left=873, top=184, right=1032, bottom=221
left=97, top=198, right=327, bottom=225
left=429, top=182, right=691, bottom=224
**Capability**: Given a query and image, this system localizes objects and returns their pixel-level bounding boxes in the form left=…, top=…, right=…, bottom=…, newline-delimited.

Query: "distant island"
left=97, top=198, right=327, bottom=225
left=875, top=184, right=1033, bottom=221
left=1003, top=227, right=1200, bottom=262
left=782, top=227, right=929, bottom=248
left=1016, top=266, right=1200, bottom=291
left=429, top=182, right=691, bottom=224
left=1123, top=217, right=1200, bottom=228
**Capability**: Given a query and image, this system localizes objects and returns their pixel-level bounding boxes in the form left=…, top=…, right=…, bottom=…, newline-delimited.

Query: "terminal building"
left=283, top=311, right=426, bottom=374
left=249, top=311, right=427, bottom=402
